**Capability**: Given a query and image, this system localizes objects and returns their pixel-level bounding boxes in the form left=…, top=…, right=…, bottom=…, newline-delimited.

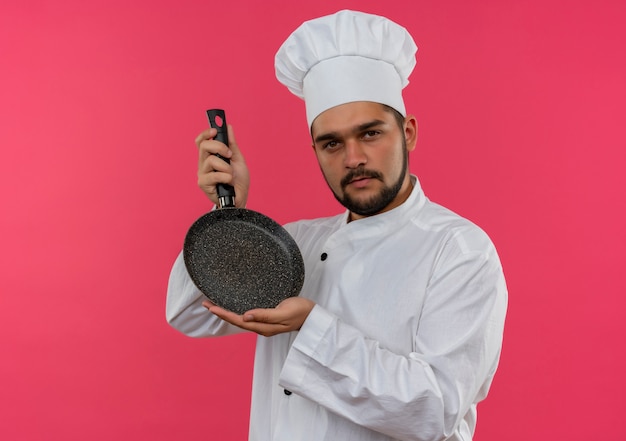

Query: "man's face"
left=311, top=101, right=417, bottom=220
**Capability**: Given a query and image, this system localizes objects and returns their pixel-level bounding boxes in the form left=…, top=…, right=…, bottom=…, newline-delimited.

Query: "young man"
left=167, top=10, right=507, bottom=441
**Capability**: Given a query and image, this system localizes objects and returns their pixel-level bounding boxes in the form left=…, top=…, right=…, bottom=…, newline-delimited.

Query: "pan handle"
left=207, top=109, right=235, bottom=208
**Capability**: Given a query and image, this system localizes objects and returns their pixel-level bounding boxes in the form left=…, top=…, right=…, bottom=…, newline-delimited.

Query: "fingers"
left=195, top=125, right=238, bottom=155
left=226, top=124, right=242, bottom=158
left=195, top=126, right=238, bottom=203
left=201, top=300, right=216, bottom=308
left=194, top=128, right=215, bottom=149
left=194, top=123, right=250, bottom=207
left=198, top=154, right=233, bottom=179
left=201, top=297, right=315, bottom=337
left=241, top=308, right=287, bottom=324
left=197, top=164, right=234, bottom=202
left=202, top=304, right=287, bottom=337
left=196, top=128, right=233, bottom=166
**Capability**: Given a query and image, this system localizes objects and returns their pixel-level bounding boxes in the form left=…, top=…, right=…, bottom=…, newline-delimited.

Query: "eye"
left=323, top=140, right=340, bottom=150
left=362, top=130, right=381, bottom=140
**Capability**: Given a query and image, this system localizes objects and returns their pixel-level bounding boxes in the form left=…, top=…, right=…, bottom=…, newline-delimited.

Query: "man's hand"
left=195, top=124, right=250, bottom=208
left=202, top=297, right=316, bottom=337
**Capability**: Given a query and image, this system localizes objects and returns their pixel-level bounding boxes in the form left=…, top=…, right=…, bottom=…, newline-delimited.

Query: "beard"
left=326, top=143, right=409, bottom=217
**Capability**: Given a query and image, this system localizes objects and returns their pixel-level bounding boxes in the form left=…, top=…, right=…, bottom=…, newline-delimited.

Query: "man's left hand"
left=202, top=297, right=315, bottom=337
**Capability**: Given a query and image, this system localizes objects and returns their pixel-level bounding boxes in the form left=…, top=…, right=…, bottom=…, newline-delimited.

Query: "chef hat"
left=275, top=10, right=418, bottom=128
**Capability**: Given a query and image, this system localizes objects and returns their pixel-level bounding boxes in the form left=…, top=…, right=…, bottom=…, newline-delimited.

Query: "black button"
left=320, top=252, right=328, bottom=261
left=284, top=389, right=292, bottom=396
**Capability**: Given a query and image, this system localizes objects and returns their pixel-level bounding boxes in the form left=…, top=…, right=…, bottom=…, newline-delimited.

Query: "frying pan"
left=183, top=109, right=305, bottom=315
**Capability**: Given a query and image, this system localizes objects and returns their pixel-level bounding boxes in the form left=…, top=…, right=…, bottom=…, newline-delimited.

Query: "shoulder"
left=413, top=198, right=499, bottom=256
left=283, top=213, right=344, bottom=241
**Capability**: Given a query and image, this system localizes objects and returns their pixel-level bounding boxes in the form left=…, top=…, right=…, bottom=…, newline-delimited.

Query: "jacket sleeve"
left=278, top=229, right=507, bottom=441
left=166, top=251, right=244, bottom=338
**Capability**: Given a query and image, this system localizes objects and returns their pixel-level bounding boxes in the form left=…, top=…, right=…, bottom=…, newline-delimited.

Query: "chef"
left=167, top=9, right=507, bottom=441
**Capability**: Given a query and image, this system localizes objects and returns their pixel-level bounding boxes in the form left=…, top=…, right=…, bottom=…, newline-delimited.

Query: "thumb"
left=242, top=308, right=279, bottom=324
left=226, top=124, right=244, bottom=159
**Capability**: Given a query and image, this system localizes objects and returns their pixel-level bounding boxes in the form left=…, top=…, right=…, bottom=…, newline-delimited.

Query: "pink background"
left=1, top=0, right=624, bottom=439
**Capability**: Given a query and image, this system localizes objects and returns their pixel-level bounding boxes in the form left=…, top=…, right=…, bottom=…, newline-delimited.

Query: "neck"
left=348, top=174, right=414, bottom=222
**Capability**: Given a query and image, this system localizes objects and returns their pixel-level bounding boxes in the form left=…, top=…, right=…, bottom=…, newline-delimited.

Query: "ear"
left=403, top=115, right=418, bottom=152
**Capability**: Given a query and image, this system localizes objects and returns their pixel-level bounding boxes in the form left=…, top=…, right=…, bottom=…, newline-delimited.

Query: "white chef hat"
left=275, top=10, right=418, bottom=129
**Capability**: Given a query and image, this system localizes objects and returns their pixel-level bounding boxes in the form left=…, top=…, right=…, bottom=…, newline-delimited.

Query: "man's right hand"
left=195, top=124, right=250, bottom=208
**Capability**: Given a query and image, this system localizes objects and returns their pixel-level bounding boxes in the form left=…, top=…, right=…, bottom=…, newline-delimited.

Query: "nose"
left=343, top=140, right=367, bottom=169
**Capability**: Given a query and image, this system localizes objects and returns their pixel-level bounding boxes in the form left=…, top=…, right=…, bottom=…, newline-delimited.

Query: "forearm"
left=279, top=306, right=448, bottom=441
left=279, top=248, right=507, bottom=441
left=166, top=251, right=243, bottom=337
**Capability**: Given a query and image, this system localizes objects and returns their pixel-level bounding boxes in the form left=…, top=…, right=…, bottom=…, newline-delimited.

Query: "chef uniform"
left=167, top=10, right=507, bottom=441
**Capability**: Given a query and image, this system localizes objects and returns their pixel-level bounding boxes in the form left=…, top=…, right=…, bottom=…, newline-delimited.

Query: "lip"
left=348, top=177, right=372, bottom=189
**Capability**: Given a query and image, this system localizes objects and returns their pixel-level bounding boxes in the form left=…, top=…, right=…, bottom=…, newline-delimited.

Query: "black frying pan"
left=183, top=109, right=305, bottom=315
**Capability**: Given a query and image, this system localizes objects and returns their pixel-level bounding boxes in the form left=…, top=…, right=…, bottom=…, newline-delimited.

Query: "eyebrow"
left=313, top=119, right=387, bottom=145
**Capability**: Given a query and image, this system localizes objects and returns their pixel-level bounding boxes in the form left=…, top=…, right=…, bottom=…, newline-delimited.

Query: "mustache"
left=340, top=168, right=383, bottom=189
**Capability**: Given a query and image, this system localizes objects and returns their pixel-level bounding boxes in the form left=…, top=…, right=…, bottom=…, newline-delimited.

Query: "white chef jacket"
left=166, top=176, right=507, bottom=441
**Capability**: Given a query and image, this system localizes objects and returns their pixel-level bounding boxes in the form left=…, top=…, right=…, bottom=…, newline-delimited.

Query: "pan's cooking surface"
left=184, top=209, right=305, bottom=315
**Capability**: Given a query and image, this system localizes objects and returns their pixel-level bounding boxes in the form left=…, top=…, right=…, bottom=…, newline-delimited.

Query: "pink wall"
left=1, top=1, right=624, bottom=439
